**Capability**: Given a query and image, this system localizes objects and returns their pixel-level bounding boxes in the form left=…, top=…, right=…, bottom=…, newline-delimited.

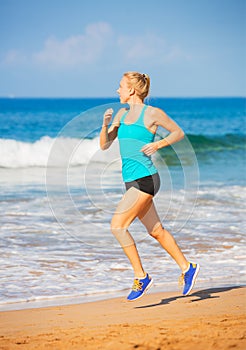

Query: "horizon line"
left=0, top=95, right=245, bottom=99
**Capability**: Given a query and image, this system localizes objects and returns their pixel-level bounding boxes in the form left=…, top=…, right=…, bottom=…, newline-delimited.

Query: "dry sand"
left=0, top=286, right=245, bottom=350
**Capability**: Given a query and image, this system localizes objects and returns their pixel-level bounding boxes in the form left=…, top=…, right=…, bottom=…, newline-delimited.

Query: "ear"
left=129, top=87, right=135, bottom=96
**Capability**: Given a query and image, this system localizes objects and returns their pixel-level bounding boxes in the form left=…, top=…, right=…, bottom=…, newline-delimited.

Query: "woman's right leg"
left=111, top=186, right=153, bottom=278
left=138, top=201, right=189, bottom=272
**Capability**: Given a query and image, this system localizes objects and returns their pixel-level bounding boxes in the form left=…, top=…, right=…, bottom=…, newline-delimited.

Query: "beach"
left=0, top=286, right=245, bottom=350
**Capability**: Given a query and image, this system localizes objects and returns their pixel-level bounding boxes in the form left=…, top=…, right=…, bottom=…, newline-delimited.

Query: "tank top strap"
left=137, top=104, right=148, bottom=125
left=120, top=109, right=129, bottom=123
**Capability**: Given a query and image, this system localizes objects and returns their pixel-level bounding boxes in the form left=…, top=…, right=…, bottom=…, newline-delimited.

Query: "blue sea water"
left=0, top=97, right=245, bottom=310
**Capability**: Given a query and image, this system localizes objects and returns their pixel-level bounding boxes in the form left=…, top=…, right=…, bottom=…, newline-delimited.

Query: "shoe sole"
left=127, top=279, right=154, bottom=302
left=183, top=264, right=200, bottom=296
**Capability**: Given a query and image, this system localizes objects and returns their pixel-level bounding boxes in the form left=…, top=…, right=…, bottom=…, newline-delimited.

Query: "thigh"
left=111, top=187, right=153, bottom=228
left=138, top=200, right=162, bottom=234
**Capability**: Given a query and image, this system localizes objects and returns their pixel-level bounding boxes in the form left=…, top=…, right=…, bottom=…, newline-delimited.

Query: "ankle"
left=135, top=271, right=146, bottom=279
left=182, top=262, right=190, bottom=273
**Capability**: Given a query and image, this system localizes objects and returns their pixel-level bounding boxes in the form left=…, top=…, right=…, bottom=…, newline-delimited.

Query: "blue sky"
left=0, top=0, right=245, bottom=97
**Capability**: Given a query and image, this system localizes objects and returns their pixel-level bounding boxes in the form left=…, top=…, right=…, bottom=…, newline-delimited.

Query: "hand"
left=103, top=108, right=114, bottom=126
left=141, top=142, right=159, bottom=156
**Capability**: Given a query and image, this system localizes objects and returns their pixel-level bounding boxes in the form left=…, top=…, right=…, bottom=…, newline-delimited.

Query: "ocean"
left=0, top=97, right=245, bottom=310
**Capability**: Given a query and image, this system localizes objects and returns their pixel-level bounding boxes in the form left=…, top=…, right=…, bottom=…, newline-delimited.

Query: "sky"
left=0, top=0, right=245, bottom=97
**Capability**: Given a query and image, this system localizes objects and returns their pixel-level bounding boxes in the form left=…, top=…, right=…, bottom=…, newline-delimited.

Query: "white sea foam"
left=0, top=136, right=120, bottom=168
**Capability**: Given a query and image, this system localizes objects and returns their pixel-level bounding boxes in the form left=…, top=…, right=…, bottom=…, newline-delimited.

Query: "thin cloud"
left=117, top=33, right=165, bottom=60
left=117, top=33, right=191, bottom=63
left=33, top=22, right=113, bottom=67
left=164, top=46, right=191, bottom=62
left=2, top=49, right=27, bottom=65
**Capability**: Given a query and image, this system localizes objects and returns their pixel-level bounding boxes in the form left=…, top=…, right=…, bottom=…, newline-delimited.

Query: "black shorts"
left=125, top=173, right=160, bottom=196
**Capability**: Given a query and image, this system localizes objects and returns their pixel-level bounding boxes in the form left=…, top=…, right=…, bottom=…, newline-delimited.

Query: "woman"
left=100, top=72, right=199, bottom=301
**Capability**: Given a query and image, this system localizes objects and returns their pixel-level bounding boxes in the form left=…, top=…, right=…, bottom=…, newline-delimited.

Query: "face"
left=117, top=76, right=131, bottom=103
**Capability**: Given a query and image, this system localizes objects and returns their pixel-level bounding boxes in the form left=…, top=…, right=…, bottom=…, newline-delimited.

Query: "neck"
left=128, top=95, right=144, bottom=105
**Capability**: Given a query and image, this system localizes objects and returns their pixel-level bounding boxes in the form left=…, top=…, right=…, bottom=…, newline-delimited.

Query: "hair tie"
left=142, top=73, right=147, bottom=82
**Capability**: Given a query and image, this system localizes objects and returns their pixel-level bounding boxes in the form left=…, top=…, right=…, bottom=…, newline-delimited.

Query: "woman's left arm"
left=141, top=107, right=184, bottom=156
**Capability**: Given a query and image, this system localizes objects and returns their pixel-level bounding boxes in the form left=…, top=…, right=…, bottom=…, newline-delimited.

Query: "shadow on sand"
left=134, top=285, right=244, bottom=309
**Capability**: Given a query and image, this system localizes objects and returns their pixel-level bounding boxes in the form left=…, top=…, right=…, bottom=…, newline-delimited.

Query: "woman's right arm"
left=100, top=108, right=120, bottom=150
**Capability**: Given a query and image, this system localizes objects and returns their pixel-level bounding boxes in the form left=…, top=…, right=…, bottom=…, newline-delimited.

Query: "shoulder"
left=145, top=105, right=167, bottom=120
left=145, top=105, right=165, bottom=116
left=144, top=105, right=173, bottom=129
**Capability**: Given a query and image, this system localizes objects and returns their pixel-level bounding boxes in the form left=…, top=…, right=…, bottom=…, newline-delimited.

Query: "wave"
left=187, top=133, right=246, bottom=153
left=0, top=134, right=245, bottom=168
left=0, top=136, right=106, bottom=168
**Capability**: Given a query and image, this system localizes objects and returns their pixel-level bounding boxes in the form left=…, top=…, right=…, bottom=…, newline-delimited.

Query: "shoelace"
left=179, top=270, right=192, bottom=286
left=178, top=273, right=185, bottom=287
left=132, top=279, right=143, bottom=292
left=179, top=263, right=193, bottom=286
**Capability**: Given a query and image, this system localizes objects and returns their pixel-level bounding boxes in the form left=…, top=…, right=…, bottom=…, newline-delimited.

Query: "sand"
left=0, top=286, right=245, bottom=350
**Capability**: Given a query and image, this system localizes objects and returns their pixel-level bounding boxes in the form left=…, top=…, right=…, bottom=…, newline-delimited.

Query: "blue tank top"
left=117, top=105, right=158, bottom=182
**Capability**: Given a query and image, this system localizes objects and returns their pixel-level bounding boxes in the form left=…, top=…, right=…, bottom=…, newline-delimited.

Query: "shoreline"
left=0, top=281, right=243, bottom=312
left=0, top=286, right=245, bottom=350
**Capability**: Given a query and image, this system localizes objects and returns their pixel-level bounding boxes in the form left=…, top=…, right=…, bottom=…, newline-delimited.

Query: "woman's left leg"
left=138, top=201, right=200, bottom=296
left=138, top=200, right=189, bottom=272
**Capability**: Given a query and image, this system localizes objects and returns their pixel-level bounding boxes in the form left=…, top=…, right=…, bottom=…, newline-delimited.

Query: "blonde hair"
left=123, top=71, right=150, bottom=101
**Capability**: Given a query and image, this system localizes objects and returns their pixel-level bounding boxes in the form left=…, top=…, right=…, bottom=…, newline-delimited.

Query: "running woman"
left=100, top=71, right=199, bottom=301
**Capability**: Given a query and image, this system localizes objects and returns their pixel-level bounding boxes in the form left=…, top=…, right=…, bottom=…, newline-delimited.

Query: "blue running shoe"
left=127, top=273, right=153, bottom=301
left=180, top=263, right=200, bottom=296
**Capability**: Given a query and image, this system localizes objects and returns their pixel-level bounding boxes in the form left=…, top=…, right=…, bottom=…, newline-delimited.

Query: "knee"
left=110, top=222, right=124, bottom=236
left=149, top=222, right=164, bottom=239
left=110, top=222, right=135, bottom=247
left=110, top=218, right=125, bottom=236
